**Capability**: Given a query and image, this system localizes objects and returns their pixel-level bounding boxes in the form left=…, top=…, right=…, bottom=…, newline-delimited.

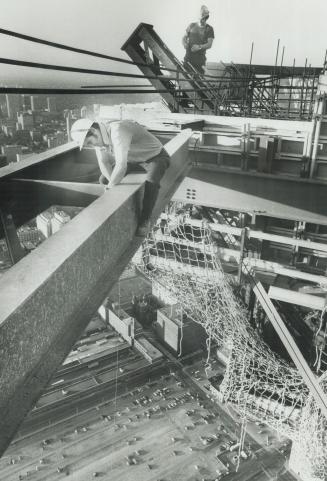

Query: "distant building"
left=1, top=145, right=23, bottom=163
left=47, top=97, right=57, bottom=112
left=152, top=279, right=177, bottom=305
left=17, top=227, right=44, bottom=247
left=155, top=304, right=206, bottom=356
left=31, top=96, right=46, bottom=111
left=5, top=94, right=21, bottom=119
left=29, top=130, right=43, bottom=142
left=132, top=295, right=155, bottom=326
left=47, top=132, right=66, bottom=149
left=22, top=95, right=31, bottom=111
left=16, top=130, right=32, bottom=145
left=107, top=304, right=134, bottom=345
left=2, top=125, right=16, bottom=137
left=208, top=374, right=224, bottom=401
left=98, top=301, right=109, bottom=324
left=71, top=108, right=81, bottom=119
left=16, top=152, right=33, bottom=162
left=51, top=210, right=70, bottom=234
left=64, top=111, right=72, bottom=141
left=1, top=120, right=17, bottom=137
left=80, top=106, right=87, bottom=118
left=17, top=113, right=34, bottom=130
left=1, top=119, right=16, bottom=128
left=134, top=336, right=163, bottom=363
left=36, top=211, right=53, bottom=238
left=0, top=155, right=8, bottom=167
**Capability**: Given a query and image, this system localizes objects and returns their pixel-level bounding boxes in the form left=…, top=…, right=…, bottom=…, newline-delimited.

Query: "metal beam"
left=268, top=286, right=326, bottom=310
left=153, top=231, right=240, bottom=263
left=183, top=218, right=327, bottom=254
left=154, top=223, right=327, bottom=283
left=252, top=280, right=327, bottom=419
left=122, top=23, right=216, bottom=114
left=173, top=171, right=327, bottom=225
left=0, top=130, right=192, bottom=456
left=153, top=227, right=327, bottom=284
left=244, top=258, right=327, bottom=285
left=249, top=231, right=327, bottom=253
left=228, top=64, right=322, bottom=76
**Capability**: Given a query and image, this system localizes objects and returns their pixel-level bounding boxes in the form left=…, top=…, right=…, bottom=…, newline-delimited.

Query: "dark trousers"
left=184, top=52, right=205, bottom=74
left=139, top=148, right=170, bottom=222
left=99, top=149, right=170, bottom=224
left=140, top=148, right=170, bottom=186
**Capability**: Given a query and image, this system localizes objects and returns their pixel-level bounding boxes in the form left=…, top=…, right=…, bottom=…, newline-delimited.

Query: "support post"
left=237, top=227, right=247, bottom=285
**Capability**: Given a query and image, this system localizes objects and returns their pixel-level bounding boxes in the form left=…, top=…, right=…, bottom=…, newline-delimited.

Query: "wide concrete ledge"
left=0, top=142, right=78, bottom=180
left=0, top=129, right=192, bottom=456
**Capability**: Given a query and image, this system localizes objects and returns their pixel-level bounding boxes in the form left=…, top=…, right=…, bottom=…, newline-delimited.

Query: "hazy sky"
left=0, top=0, right=327, bottom=87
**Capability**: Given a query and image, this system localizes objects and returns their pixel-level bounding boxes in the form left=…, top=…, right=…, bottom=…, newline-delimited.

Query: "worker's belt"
left=144, top=148, right=170, bottom=164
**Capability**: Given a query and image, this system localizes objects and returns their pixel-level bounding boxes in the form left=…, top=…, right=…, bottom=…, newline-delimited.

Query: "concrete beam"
left=0, top=142, right=78, bottom=180
left=0, top=130, right=192, bottom=456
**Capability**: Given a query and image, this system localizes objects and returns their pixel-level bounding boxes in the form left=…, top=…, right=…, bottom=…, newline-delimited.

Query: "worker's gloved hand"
left=99, top=174, right=109, bottom=185
left=191, top=44, right=202, bottom=52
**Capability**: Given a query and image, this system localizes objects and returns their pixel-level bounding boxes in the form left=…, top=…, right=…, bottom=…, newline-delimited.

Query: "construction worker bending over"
left=71, top=119, right=170, bottom=236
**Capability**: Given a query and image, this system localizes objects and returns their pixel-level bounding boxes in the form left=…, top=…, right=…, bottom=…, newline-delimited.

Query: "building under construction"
left=1, top=22, right=327, bottom=481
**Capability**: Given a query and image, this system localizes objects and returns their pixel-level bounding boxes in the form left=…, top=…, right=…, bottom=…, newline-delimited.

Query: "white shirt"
left=102, top=120, right=163, bottom=188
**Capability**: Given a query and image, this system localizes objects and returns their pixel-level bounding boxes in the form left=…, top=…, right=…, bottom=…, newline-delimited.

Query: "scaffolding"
left=122, top=23, right=323, bottom=120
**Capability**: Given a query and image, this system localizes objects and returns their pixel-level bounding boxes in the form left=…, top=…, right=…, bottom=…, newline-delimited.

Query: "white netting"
left=297, top=377, right=327, bottom=480
left=135, top=211, right=327, bottom=479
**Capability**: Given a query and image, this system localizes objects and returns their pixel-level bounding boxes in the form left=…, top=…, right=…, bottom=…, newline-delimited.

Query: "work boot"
left=136, top=181, right=160, bottom=237
left=136, top=219, right=151, bottom=237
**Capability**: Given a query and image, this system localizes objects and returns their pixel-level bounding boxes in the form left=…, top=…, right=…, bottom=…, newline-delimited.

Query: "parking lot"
left=1, top=368, right=256, bottom=481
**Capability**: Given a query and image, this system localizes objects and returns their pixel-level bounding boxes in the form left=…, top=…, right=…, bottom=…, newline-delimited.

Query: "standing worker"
left=70, top=119, right=170, bottom=236
left=183, top=5, right=215, bottom=74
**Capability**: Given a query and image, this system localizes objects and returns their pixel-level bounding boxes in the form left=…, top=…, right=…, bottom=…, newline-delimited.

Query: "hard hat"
left=200, top=5, right=210, bottom=18
left=70, top=118, right=95, bottom=149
